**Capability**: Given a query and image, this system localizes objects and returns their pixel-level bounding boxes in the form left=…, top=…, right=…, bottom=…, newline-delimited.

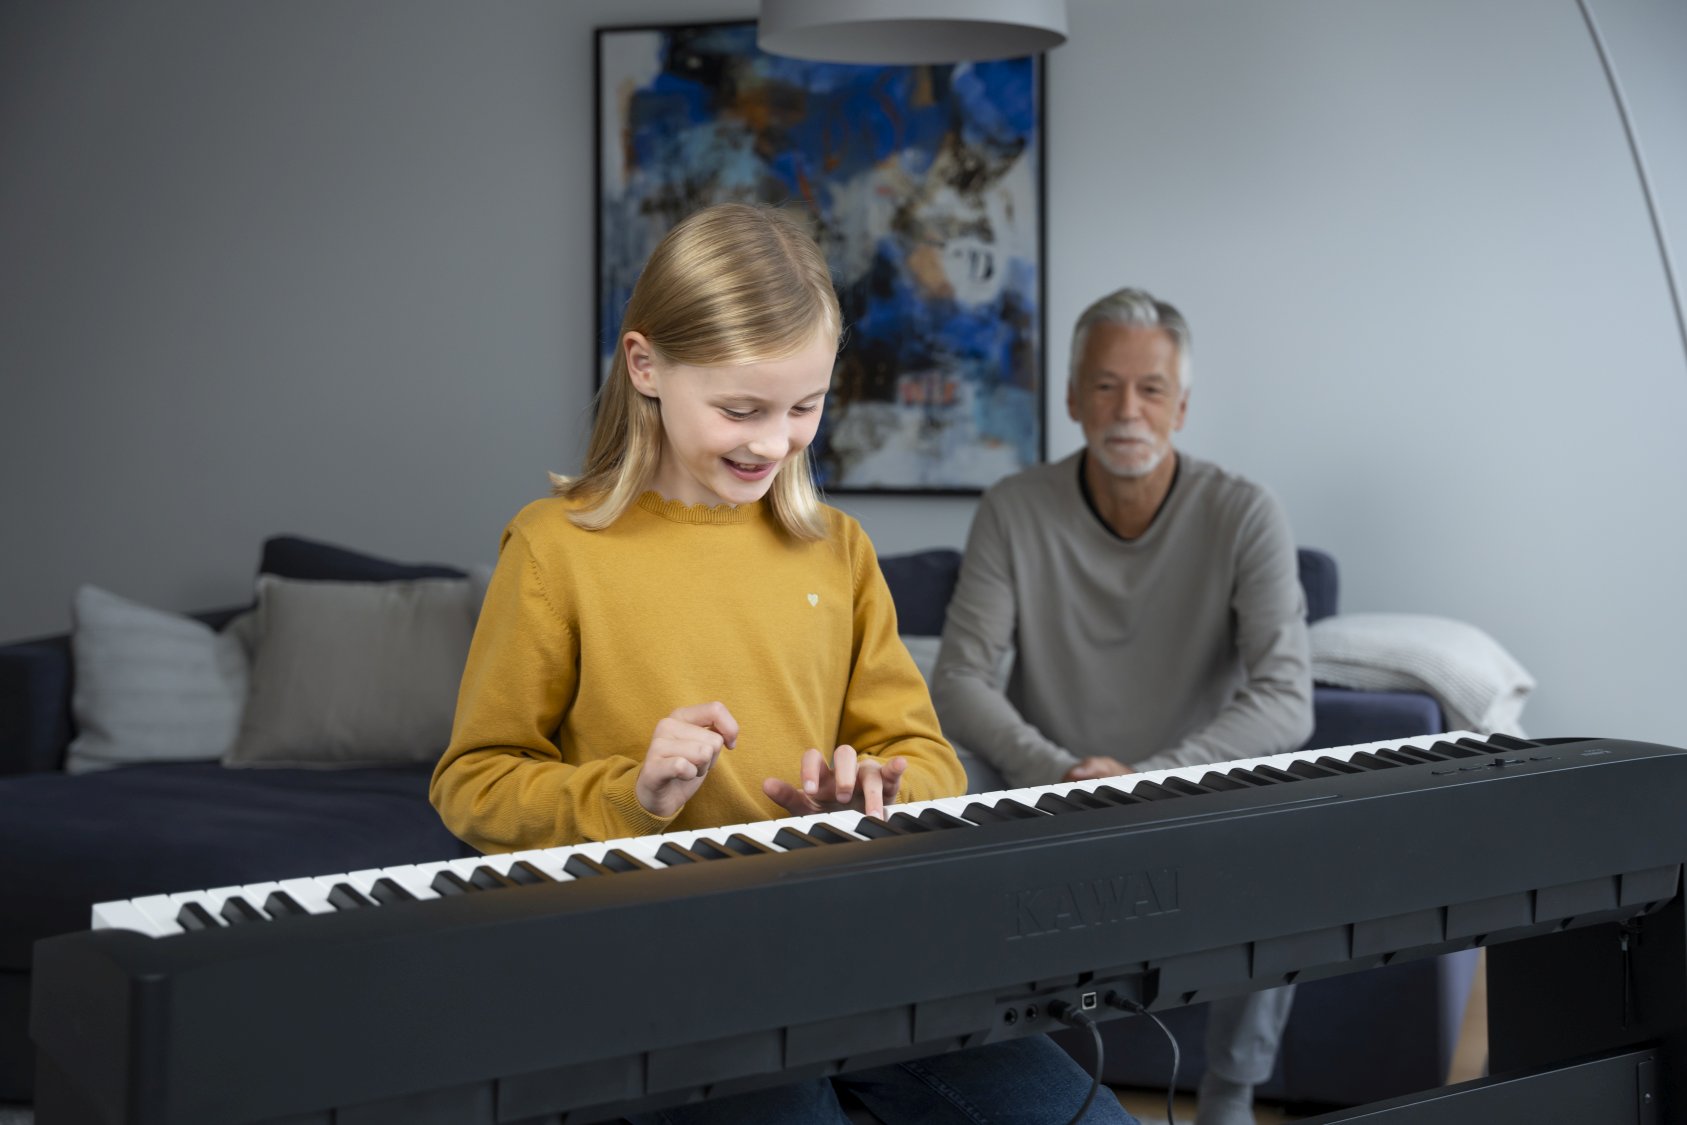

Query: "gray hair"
left=1069, top=287, right=1193, bottom=393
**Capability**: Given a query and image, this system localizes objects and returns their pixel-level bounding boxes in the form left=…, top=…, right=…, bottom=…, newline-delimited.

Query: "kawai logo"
left=1007, top=868, right=1180, bottom=939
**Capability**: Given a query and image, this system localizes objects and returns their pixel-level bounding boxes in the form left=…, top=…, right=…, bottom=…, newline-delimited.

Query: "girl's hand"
left=635, top=702, right=739, bottom=818
left=762, top=745, right=909, bottom=820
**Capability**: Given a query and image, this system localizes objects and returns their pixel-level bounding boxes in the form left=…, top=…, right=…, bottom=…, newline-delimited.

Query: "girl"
left=430, top=202, right=1134, bottom=1125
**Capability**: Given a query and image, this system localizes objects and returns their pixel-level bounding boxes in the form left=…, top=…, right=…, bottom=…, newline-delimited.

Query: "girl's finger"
left=801, top=747, right=825, bottom=795
left=832, top=745, right=857, bottom=803
left=859, top=759, right=884, bottom=819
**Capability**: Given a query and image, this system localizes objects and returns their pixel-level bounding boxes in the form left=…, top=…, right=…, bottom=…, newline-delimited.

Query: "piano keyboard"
left=92, top=730, right=1506, bottom=938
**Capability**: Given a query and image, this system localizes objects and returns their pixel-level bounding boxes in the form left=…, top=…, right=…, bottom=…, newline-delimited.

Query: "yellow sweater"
left=430, top=492, right=965, bottom=850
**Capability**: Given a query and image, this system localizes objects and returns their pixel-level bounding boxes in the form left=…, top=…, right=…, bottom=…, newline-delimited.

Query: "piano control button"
left=220, top=896, right=268, bottom=926
left=468, top=866, right=515, bottom=891
left=916, top=808, right=974, bottom=831
left=177, top=901, right=223, bottom=931
left=602, top=849, right=654, bottom=873
left=370, top=877, right=417, bottom=905
left=431, top=871, right=479, bottom=897
left=807, top=822, right=861, bottom=845
left=327, top=882, right=376, bottom=910
left=563, top=855, right=616, bottom=879
left=725, top=833, right=779, bottom=856
left=1036, top=793, right=1088, bottom=815
left=506, top=860, right=558, bottom=885
left=263, top=891, right=310, bottom=918
left=1431, top=768, right=1459, bottom=775
left=773, top=827, right=826, bottom=850
left=887, top=812, right=935, bottom=833
left=1090, top=784, right=1145, bottom=805
left=1312, top=756, right=1364, bottom=774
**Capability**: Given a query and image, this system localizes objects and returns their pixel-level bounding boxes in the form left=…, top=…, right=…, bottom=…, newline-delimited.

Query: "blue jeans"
left=628, top=1034, right=1140, bottom=1124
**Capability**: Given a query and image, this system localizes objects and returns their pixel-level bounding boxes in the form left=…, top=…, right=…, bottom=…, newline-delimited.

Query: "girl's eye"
left=721, top=408, right=753, bottom=420
left=792, top=403, right=819, bottom=416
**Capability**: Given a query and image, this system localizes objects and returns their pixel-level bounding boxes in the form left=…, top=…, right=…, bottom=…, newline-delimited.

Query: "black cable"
left=1106, top=993, right=1180, bottom=1125
left=1051, top=1002, right=1105, bottom=1124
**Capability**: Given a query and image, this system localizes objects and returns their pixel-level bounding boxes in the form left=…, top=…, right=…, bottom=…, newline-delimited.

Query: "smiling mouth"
left=725, top=458, right=776, bottom=477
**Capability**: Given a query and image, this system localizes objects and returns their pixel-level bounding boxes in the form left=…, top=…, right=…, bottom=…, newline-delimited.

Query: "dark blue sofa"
left=0, top=539, right=1462, bottom=1108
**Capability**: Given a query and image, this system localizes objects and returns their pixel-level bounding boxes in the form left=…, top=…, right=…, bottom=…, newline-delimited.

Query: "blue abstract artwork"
left=597, top=22, right=1044, bottom=493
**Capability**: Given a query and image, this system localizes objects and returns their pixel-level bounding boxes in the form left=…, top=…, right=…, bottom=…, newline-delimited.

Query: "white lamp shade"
left=758, top=0, right=1067, bottom=64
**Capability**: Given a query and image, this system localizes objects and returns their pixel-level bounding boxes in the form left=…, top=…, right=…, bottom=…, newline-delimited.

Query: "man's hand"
left=763, top=745, right=909, bottom=820
left=635, top=702, right=739, bottom=818
left=1063, top=756, right=1133, bottom=782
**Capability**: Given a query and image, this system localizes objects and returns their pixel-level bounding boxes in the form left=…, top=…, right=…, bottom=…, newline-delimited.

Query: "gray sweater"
left=931, top=451, right=1314, bottom=787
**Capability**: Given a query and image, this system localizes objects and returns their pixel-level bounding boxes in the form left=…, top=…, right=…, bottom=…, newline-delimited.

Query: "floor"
left=0, top=961, right=1490, bottom=1125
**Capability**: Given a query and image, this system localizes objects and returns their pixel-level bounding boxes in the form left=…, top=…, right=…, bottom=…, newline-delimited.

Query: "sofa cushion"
left=225, top=575, right=477, bottom=769
left=878, top=549, right=962, bottom=636
left=259, top=535, right=466, bottom=583
left=0, top=762, right=473, bottom=970
left=65, top=586, right=252, bottom=774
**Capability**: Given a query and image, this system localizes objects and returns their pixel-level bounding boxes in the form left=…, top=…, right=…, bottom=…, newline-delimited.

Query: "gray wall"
left=3, top=1, right=1683, bottom=746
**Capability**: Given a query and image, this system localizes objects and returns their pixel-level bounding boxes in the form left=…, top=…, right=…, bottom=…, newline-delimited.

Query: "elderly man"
left=930, top=287, right=1314, bottom=1125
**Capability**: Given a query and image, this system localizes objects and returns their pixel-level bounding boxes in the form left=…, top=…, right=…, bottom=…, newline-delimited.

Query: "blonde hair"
left=555, top=203, right=841, bottom=540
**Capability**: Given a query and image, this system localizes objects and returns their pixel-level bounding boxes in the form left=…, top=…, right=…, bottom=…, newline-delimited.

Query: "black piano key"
left=1090, top=784, right=1145, bottom=805
left=563, top=854, right=616, bottom=879
left=887, top=812, right=935, bottom=833
left=176, top=901, right=222, bottom=931
left=1036, top=792, right=1088, bottom=815
left=1312, top=756, right=1364, bottom=774
left=370, top=877, right=417, bottom=905
left=506, top=860, right=557, bottom=885
left=468, top=866, right=515, bottom=891
left=1198, top=772, right=1250, bottom=791
left=219, top=896, right=267, bottom=926
left=655, top=842, right=710, bottom=865
left=1375, top=749, right=1426, bottom=767
left=853, top=816, right=907, bottom=838
left=725, top=833, right=778, bottom=856
left=916, top=808, right=974, bottom=831
left=1429, top=741, right=1484, bottom=759
left=602, top=849, right=652, bottom=873
left=1346, top=752, right=1399, bottom=771
left=774, top=827, right=824, bottom=850
left=1224, top=767, right=1278, bottom=785
left=431, top=870, right=478, bottom=897
left=1129, top=780, right=1185, bottom=800
left=993, top=798, right=1050, bottom=819
left=961, top=801, right=1025, bottom=824
left=807, top=823, right=859, bottom=845
left=1161, top=777, right=1211, bottom=796
left=1483, top=732, right=1539, bottom=751
left=1251, top=765, right=1303, bottom=784
left=1059, top=789, right=1118, bottom=810
left=327, top=882, right=376, bottom=910
left=263, top=890, right=309, bottom=919
left=687, top=838, right=737, bottom=860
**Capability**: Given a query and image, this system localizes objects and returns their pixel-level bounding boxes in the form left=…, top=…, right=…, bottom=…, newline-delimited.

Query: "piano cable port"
left=1049, top=1000, right=1103, bottom=1125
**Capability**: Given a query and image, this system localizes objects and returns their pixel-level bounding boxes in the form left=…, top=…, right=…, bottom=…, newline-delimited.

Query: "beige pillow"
left=225, top=575, right=476, bottom=768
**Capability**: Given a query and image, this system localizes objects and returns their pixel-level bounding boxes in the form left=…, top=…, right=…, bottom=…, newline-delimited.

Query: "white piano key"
left=91, top=899, right=158, bottom=934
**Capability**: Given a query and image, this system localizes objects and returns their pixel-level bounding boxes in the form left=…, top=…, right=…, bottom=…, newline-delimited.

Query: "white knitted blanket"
left=1309, top=613, right=1535, bottom=736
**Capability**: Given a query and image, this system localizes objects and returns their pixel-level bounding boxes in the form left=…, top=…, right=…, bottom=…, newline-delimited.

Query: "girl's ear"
left=624, top=331, right=659, bottom=398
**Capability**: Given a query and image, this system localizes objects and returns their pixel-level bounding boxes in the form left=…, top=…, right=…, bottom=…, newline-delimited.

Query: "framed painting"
left=596, top=21, right=1045, bottom=494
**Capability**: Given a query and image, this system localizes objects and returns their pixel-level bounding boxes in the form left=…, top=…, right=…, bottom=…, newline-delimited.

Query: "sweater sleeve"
left=929, top=491, right=1080, bottom=787
left=429, top=523, right=675, bottom=851
left=1133, top=488, right=1315, bottom=772
left=835, top=528, right=967, bottom=803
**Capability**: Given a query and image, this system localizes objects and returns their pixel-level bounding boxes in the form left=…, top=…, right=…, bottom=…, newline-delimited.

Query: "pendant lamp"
left=758, top=0, right=1067, bottom=64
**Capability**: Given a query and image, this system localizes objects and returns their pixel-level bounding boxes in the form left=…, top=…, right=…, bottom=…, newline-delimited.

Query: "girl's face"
left=625, top=327, right=835, bottom=507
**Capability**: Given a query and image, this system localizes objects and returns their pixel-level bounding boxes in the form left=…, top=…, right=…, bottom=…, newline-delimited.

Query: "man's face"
left=1067, top=323, right=1188, bottom=479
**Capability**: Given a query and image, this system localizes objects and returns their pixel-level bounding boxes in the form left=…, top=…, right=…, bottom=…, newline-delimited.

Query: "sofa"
left=0, top=535, right=1472, bottom=1110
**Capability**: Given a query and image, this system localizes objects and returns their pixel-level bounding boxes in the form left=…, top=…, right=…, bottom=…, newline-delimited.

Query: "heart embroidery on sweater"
left=807, top=593, right=819, bottom=606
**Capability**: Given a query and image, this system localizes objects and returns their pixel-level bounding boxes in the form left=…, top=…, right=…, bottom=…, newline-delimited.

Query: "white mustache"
left=1103, top=427, right=1157, bottom=444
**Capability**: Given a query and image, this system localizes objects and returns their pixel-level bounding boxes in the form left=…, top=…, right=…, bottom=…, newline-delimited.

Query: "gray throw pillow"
left=225, top=575, right=476, bottom=769
left=67, top=586, right=251, bottom=774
